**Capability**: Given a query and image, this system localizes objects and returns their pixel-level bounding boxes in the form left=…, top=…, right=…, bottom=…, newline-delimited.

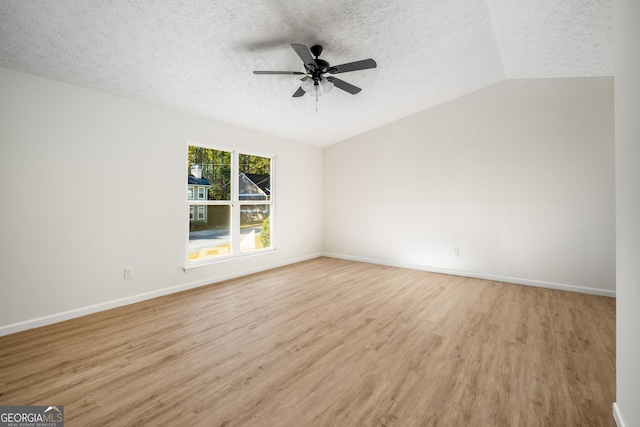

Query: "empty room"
left=1, top=1, right=638, bottom=426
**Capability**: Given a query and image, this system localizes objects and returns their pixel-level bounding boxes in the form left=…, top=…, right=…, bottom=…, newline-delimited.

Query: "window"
left=187, top=145, right=273, bottom=263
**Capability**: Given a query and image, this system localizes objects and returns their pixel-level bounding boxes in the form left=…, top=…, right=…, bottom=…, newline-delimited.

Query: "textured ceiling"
left=0, top=0, right=613, bottom=147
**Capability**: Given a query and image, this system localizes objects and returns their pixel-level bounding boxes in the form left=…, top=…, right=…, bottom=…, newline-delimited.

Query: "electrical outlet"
left=452, top=248, right=460, bottom=258
left=124, top=267, right=134, bottom=279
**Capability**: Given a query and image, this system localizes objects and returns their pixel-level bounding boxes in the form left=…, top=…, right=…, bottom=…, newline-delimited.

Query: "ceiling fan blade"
left=253, top=71, right=305, bottom=75
left=326, top=76, right=361, bottom=94
left=328, top=59, right=377, bottom=74
left=292, top=87, right=306, bottom=97
left=291, top=44, right=318, bottom=71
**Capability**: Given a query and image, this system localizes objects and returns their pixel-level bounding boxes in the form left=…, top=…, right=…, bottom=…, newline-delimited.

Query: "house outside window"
left=187, top=145, right=273, bottom=263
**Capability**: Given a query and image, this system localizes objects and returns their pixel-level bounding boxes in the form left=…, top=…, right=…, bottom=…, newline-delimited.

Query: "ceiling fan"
left=253, top=44, right=377, bottom=98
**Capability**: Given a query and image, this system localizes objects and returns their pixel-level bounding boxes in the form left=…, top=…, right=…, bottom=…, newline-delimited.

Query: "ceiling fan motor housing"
left=314, top=59, right=330, bottom=73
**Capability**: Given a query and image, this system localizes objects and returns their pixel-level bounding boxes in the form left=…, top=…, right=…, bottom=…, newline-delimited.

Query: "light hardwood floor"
left=0, top=257, right=616, bottom=426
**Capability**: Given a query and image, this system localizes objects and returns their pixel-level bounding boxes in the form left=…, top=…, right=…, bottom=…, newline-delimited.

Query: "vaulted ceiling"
left=0, top=0, right=613, bottom=147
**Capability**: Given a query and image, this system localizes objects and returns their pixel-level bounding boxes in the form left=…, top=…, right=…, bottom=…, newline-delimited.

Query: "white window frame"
left=197, top=187, right=206, bottom=200
left=186, top=144, right=275, bottom=268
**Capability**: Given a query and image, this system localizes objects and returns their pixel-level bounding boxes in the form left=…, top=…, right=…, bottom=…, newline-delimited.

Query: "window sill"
left=183, top=248, right=277, bottom=271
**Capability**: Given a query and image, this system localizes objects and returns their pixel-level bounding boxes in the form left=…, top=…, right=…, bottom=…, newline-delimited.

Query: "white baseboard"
left=322, top=252, right=616, bottom=298
left=613, top=403, right=627, bottom=427
left=613, top=402, right=627, bottom=427
left=1, top=252, right=613, bottom=337
left=0, top=253, right=323, bottom=337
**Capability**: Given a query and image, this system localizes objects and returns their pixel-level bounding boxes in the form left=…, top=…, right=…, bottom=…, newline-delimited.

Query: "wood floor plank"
left=0, top=257, right=615, bottom=426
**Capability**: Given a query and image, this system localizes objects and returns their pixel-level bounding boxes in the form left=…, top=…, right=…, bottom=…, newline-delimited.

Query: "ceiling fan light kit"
left=300, top=76, right=333, bottom=95
left=254, top=43, right=377, bottom=108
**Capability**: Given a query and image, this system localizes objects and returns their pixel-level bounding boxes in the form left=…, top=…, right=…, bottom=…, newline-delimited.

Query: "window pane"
left=239, top=154, right=270, bottom=201
left=188, top=205, right=231, bottom=260
left=188, top=146, right=231, bottom=201
left=240, top=204, right=271, bottom=252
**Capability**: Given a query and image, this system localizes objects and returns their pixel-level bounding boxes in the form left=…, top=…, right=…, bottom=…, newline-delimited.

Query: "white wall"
left=0, top=67, right=323, bottom=334
left=614, top=0, right=640, bottom=425
left=324, top=77, right=615, bottom=295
